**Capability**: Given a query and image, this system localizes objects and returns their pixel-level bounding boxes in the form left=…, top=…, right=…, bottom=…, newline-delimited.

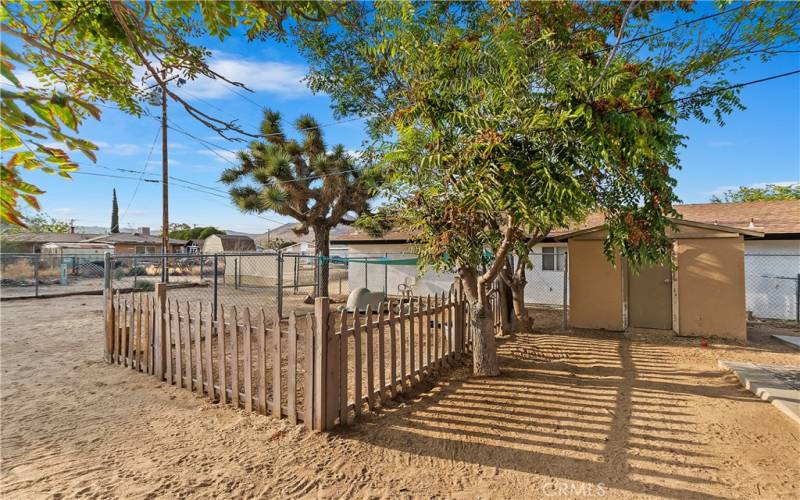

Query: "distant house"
left=203, top=234, right=257, bottom=253
left=0, top=232, right=99, bottom=253
left=85, top=227, right=186, bottom=254
left=40, top=242, right=114, bottom=259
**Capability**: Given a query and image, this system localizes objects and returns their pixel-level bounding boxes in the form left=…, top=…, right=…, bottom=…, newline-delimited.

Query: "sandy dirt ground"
left=1, top=295, right=799, bottom=499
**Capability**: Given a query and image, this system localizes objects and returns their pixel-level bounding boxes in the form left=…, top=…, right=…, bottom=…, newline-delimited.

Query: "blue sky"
left=10, top=10, right=800, bottom=234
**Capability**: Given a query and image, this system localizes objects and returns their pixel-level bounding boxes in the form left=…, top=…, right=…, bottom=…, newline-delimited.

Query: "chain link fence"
left=105, top=252, right=319, bottom=320
left=1, top=252, right=108, bottom=298
left=744, top=253, right=800, bottom=323
left=341, top=250, right=569, bottom=329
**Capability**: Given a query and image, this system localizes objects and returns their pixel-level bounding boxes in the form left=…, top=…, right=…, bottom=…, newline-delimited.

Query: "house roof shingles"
left=331, top=201, right=800, bottom=244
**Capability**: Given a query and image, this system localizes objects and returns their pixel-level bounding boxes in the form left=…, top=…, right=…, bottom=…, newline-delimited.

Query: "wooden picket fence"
left=105, top=284, right=471, bottom=431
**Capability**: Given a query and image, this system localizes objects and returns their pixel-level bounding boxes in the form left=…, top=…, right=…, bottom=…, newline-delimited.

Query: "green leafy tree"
left=711, top=183, right=800, bottom=203
left=1, top=1, right=342, bottom=226
left=169, top=225, right=225, bottom=240
left=0, top=212, right=71, bottom=235
left=298, top=1, right=800, bottom=375
left=110, top=188, right=119, bottom=233
left=220, top=109, right=377, bottom=297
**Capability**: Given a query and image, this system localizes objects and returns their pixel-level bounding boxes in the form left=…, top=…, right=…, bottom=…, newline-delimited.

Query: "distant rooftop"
left=331, top=200, right=800, bottom=244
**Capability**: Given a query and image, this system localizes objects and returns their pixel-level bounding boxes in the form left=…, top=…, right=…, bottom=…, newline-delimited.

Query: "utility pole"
left=160, top=68, right=169, bottom=283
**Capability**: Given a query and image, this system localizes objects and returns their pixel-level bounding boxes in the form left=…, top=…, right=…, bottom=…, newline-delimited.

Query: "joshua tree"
left=110, top=188, right=119, bottom=233
left=221, top=109, right=376, bottom=297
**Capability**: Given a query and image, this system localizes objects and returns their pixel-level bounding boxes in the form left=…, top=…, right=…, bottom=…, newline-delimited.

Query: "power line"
left=72, top=169, right=288, bottom=225
left=589, top=5, right=745, bottom=57
left=121, top=128, right=161, bottom=222
left=621, top=68, right=800, bottom=114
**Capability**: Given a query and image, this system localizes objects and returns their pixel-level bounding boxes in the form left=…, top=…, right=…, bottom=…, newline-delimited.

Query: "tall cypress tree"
left=110, top=188, right=119, bottom=233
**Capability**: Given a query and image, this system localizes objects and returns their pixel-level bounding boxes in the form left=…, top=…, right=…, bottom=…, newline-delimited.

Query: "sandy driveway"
left=1, top=295, right=798, bottom=498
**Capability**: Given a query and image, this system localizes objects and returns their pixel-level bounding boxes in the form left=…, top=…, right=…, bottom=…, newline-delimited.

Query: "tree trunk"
left=497, top=278, right=513, bottom=336
left=314, top=225, right=330, bottom=297
left=510, top=278, right=533, bottom=332
left=471, top=301, right=500, bottom=376
left=460, top=267, right=500, bottom=377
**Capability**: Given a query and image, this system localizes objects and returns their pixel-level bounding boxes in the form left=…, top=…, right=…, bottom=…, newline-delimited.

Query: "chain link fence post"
left=384, top=252, right=388, bottom=295
left=561, top=251, right=569, bottom=330
left=796, top=273, right=799, bottom=324
left=33, top=253, right=40, bottom=298
left=213, top=253, right=219, bottom=321
left=277, top=251, right=284, bottom=319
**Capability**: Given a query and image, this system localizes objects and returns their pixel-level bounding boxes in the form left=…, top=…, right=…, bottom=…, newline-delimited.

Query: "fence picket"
left=304, top=314, right=314, bottom=426
left=389, top=302, right=397, bottom=397
left=194, top=302, right=204, bottom=395
left=353, top=309, right=362, bottom=416
left=231, top=306, right=240, bottom=408
left=204, top=303, right=214, bottom=399
left=377, top=302, right=386, bottom=402
left=135, top=294, right=142, bottom=370
left=418, top=297, right=424, bottom=379
left=272, top=312, right=281, bottom=418
left=218, top=307, right=227, bottom=404
left=243, top=307, right=253, bottom=412
left=287, top=312, right=297, bottom=425
left=165, top=299, right=173, bottom=384
left=114, top=292, right=121, bottom=364
left=183, top=302, right=192, bottom=390
left=175, top=301, right=185, bottom=388
left=365, top=305, right=375, bottom=410
left=426, top=295, right=432, bottom=372
left=408, top=299, right=414, bottom=385
left=433, top=294, right=439, bottom=368
left=338, top=310, right=348, bottom=425
left=257, top=310, right=267, bottom=414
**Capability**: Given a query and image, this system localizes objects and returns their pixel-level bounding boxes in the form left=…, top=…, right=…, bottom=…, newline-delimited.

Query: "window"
left=541, top=247, right=566, bottom=271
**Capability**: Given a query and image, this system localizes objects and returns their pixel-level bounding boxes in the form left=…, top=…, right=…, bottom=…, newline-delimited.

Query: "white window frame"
left=541, top=246, right=566, bottom=272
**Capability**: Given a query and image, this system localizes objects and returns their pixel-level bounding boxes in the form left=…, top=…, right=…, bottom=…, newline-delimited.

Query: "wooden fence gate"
left=105, top=284, right=471, bottom=431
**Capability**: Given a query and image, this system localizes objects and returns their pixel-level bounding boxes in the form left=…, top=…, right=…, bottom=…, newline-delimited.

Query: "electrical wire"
left=121, top=128, right=161, bottom=223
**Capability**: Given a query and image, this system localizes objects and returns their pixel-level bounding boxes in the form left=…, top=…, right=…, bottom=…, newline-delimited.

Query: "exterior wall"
left=675, top=237, right=747, bottom=340
left=743, top=239, right=800, bottom=320
left=523, top=243, right=568, bottom=306
left=200, top=236, right=224, bottom=254
left=111, top=243, right=182, bottom=254
left=567, top=239, right=625, bottom=331
left=346, top=242, right=570, bottom=303
left=346, top=243, right=456, bottom=296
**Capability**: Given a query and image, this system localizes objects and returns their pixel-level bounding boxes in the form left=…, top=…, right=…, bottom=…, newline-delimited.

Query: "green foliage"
left=220, top=108, right=377, bottom=236
left=133, top=280, right=154, bottom=292
left=220, top=109, right=379, bottom=295
left=110, top=188, right=119, bottom=233
left=298, top=1, right=800, bottom=284
left=1, top=1, right=343, bottom=226
left=169, top=226, right=225, bottom=241
left=711, top=183, right=800, bottom=203
left=0, top=211, right=71, bottom=234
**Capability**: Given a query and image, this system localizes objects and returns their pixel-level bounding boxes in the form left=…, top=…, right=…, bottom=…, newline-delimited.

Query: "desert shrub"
left=126, top=266, right=147, bottom=277
left=133, top=280, right=154, bottom=292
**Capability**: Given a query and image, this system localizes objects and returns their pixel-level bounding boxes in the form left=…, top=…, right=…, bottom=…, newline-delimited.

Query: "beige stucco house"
left=557, top=219, right=764, bottom=341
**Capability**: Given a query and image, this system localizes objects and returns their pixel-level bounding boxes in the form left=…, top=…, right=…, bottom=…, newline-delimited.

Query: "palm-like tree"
left=221, top=109, right=374, bottom=297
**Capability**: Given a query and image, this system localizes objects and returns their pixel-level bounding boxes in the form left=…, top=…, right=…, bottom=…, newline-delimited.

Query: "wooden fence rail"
left=105, top=283, right=471, bottom=431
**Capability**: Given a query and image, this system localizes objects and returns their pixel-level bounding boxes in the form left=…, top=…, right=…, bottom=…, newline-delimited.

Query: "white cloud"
left=199, top=149, right=239, bottom=164
left=94, top=141, right=146, bottom=156
left=177, top=54, right=310, bottom=100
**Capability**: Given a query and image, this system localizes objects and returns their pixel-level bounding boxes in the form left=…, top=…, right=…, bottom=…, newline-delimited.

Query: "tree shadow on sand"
left=337, top=330, right=757, bottom=499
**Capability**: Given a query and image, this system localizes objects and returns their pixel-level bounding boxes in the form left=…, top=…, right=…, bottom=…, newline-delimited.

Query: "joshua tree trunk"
left=314, top=224, right=330, bottom=297
left=460, top=268, right=500, bottom=376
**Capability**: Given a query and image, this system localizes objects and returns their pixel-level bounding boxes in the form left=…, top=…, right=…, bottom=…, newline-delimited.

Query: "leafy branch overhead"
left=1, top=0, right=342, bottom=226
